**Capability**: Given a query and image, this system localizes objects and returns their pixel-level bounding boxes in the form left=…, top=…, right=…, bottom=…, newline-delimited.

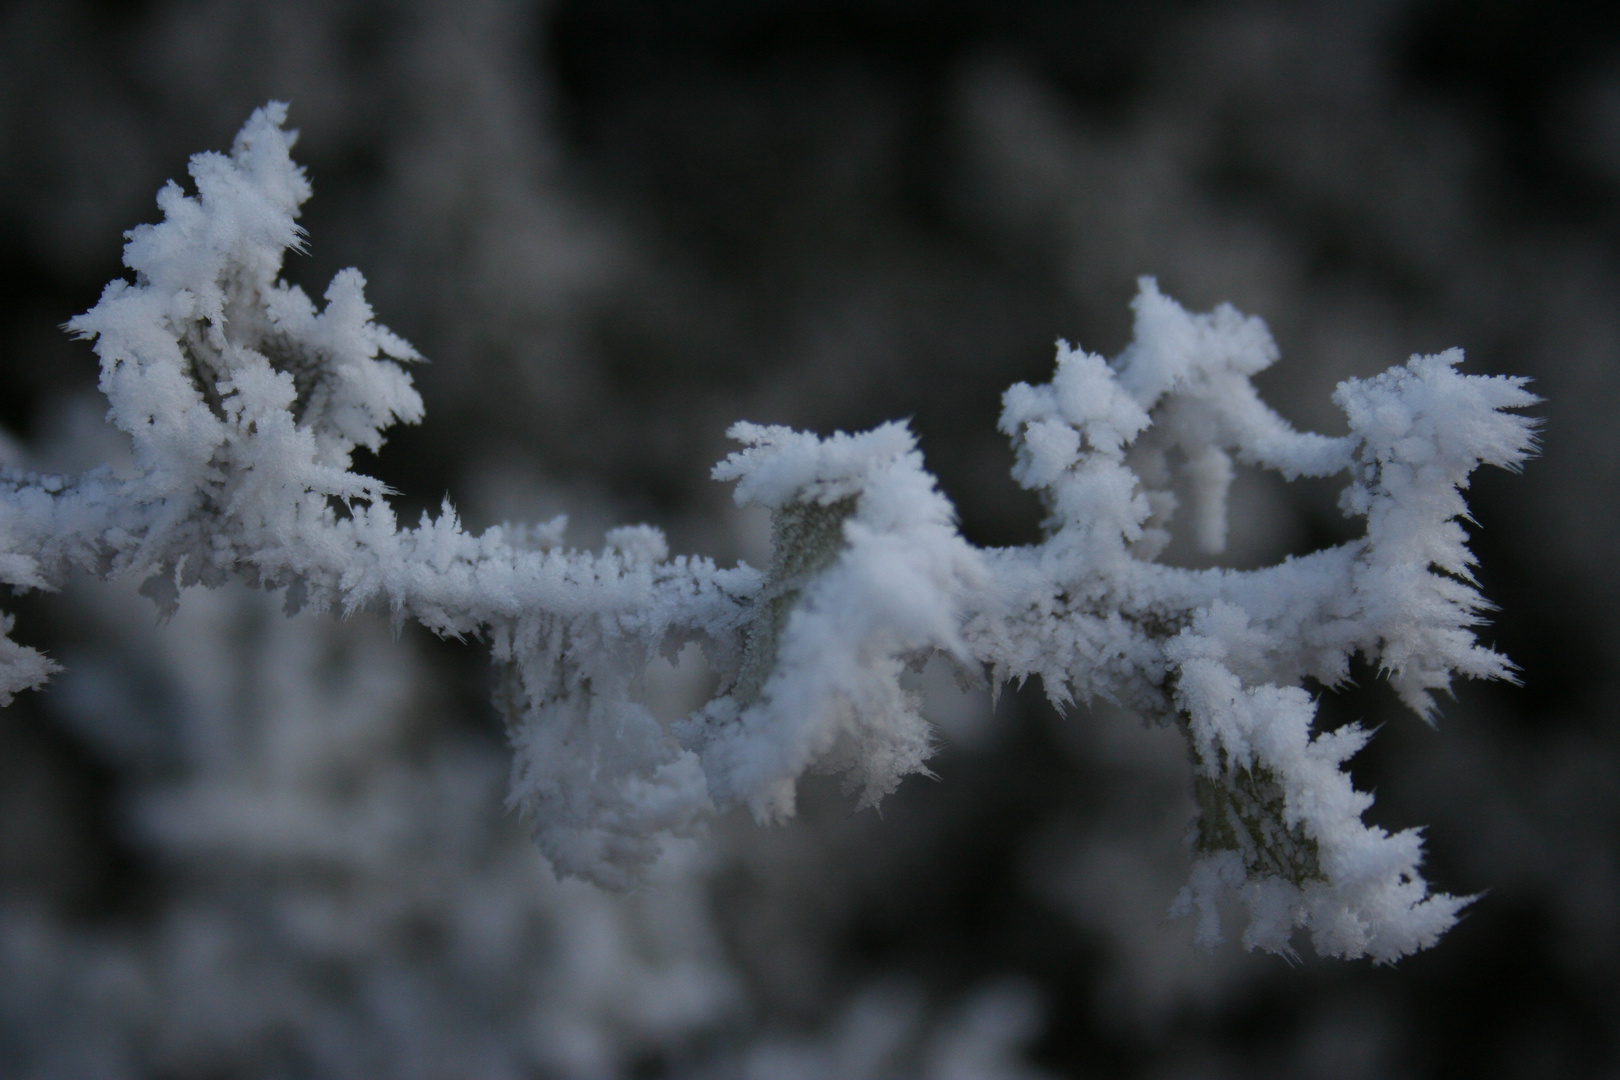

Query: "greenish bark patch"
left=1190, top=748, right=1324, bottom=887
left=732, top=496, right=858, bottom=708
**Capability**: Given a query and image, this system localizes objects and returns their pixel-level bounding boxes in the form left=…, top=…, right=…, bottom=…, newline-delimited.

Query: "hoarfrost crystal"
left=0, top=105, right=1536, bottom=960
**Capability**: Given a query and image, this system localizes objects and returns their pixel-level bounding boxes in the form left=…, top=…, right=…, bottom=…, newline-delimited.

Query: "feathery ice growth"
left=0, top=105, right=1537, bottom=960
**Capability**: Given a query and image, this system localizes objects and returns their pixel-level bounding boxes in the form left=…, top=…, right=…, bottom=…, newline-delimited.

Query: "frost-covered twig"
left=0, top=105, right=1536, bottom=960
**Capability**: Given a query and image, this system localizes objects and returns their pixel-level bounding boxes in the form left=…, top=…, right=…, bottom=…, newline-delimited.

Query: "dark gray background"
left=1, top=1, right=1616, bottom=1076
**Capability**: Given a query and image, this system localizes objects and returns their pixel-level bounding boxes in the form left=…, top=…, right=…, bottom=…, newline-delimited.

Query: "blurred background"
left=0, top=0, right=1616, bottom=1076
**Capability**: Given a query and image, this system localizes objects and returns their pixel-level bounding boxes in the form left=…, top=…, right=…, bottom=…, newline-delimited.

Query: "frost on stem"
left=975, top=287, right=1536, bottom=961
left=683, top=421, right=985, bottom=824
left=0, top=105, right=1537, bottom=960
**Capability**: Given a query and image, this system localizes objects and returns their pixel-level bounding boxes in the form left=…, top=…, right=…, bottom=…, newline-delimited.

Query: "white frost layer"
left=970, top=281, right=1534, bottom=959
left=0, top=107, right=1537, bottom=960
left=684, top=422, right=986, bottom=822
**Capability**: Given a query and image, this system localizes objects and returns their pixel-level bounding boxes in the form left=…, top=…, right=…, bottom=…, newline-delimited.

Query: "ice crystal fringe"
left=0, top=105, right=1538, bottom=961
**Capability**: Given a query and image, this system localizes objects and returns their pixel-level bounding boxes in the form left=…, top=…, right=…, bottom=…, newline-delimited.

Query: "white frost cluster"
left=684, top=421, right=984, bottom=823
left=0, top=106, right=1536, bottom=960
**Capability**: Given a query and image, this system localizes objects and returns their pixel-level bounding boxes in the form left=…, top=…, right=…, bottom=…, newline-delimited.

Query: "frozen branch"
left=0, top=105, right=1537, bottom=960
